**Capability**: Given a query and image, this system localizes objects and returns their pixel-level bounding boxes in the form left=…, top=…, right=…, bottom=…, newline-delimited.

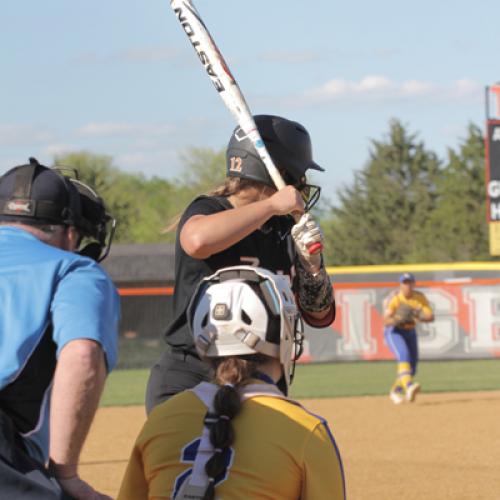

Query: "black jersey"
left=165, top=195, right=296, bottom=354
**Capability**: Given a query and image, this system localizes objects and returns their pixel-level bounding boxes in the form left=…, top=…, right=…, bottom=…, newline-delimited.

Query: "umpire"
left=0, top=158, right=120, bottom=499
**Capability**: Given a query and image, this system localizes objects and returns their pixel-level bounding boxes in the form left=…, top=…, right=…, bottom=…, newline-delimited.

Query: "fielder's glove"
left=393, top=303, right=416, bottom=327
left=291, top=213, right=323, bottom=273
left=413, top=306, right=427, bottom=321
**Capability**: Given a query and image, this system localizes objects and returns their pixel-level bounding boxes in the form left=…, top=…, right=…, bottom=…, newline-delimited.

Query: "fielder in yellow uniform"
left=384, top=272, right=434, bottom=404
left=118, top=266, right=345, bottom=500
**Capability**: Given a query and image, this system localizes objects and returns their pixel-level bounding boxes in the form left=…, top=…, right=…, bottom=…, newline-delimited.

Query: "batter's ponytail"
left=202, top=356, right=261, bottom=500
left=162, top=177, right=266, bottom=234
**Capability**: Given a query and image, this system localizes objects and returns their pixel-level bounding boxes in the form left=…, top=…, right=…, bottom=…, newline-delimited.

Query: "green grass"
left=100, top=359, right=500, bottom=407
left=290, top=359, right=500, bottom=398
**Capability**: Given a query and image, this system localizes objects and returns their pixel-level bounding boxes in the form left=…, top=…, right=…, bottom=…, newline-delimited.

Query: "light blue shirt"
left=0, top=226, right=120, bottom=463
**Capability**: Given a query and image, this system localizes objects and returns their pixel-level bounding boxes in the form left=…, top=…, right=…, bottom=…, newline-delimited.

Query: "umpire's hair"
left=202, top=355, right=265, bottom=500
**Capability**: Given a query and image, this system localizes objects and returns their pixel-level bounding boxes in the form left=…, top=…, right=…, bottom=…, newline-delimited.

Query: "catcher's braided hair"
left=202, top=355, right=264, bottom=500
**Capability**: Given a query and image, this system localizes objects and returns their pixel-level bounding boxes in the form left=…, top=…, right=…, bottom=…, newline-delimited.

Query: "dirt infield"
left=80, top=391, right=500, bottom=499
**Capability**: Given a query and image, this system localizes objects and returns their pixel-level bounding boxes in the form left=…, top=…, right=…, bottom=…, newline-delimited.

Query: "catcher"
left=383, top=273, right=434, bottom=404
left=118, top=266, right=345, bottom=500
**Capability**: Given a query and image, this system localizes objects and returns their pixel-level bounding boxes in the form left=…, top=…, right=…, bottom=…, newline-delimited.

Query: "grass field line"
left=101, top=359, right=500, bottom=407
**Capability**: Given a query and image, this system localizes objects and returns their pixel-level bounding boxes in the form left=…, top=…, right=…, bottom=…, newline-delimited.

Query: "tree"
left=173, top=147, right=226, bottom=204
left=53, top=152, right=176, bottom=243
left=53, top=148, right=226, bottom=244
left=322, top=120, right=441, bottom=265
left=177, top=147, right=226, bottom=193
left=421, top=124, right=490, bottom=261
left=50, top=122, right=494, bottom=260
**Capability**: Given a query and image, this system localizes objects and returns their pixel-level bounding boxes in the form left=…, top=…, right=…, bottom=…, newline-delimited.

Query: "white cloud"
left=357, top=75, right=393, bottom=92
left=452, top=78, right=482, bottom=97
left=315, top=79, right=350, bottom=97
left=0, top=125, right=55, bottom=146
left=77, top=122, right=135, bottom=136
left=114, top=149, right=181, bottom=177
left=305, top=75, right=395, bottom=102
left=0, top=118, right=223, bottom=180
left=77, top=122, right=175, bottom=138
left=400, top=80, right=434, bottom=96
left=40, top=143, right=76, bottom=157
left=303, top=76, right=482, bottom=104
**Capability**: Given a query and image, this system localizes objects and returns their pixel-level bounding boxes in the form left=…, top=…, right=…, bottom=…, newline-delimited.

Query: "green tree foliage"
left=53, top=148, right=225, bottom=244
left=53, top=152, right=175, bottom=243
left=420, top=124, right=489, bottom=261
left=52, top=122, right=492, bottom=264
left=323, top=120, right=441, bottom=265
left=177, top=147, right=226, bottom=196
left=170, top=147, right=227, bottom=215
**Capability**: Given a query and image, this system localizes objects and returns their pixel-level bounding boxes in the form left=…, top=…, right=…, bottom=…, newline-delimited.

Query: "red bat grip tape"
left=307, top=242, right=323, bottom=255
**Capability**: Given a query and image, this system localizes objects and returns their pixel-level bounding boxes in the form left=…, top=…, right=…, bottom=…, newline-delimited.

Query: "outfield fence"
left=110, top=259, right=500, bottom=369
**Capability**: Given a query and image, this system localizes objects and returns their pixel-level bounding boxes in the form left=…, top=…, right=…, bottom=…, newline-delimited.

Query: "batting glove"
left=291, top=213, right=323, bottom=273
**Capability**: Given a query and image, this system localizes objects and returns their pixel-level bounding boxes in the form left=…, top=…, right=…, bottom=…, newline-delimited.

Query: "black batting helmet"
left=226, top=115, right=324, bottom=210
left=226, top=115, right=324, bottom=186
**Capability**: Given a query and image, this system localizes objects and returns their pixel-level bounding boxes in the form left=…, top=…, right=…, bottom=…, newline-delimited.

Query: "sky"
left=1, top=0, right=499, bottom=201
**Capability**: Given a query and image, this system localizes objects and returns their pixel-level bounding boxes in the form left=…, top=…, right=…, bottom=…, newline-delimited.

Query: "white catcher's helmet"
left=187, top=266, right=304, bottom=388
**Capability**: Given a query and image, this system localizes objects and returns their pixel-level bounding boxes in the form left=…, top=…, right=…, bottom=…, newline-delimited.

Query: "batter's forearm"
left=180, top=199, right=276, bottom=259
left=49, top=339, right=107, bottom=477
left=294, top=257, right=335, bottom=325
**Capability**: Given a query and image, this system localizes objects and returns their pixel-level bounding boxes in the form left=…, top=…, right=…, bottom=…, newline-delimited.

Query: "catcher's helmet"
left=187, top=266, right=304, bottom=389
left=226, top=115, right=324, bottom=210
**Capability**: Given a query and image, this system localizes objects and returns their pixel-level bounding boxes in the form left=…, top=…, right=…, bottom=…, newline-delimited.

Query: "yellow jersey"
left=118, top=381, right=345, bottom=500
left=387, top=290, right=432, bottom=329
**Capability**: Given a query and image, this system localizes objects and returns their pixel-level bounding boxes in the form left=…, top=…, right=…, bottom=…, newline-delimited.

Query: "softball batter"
left=146, top=114, right=336, bottom=413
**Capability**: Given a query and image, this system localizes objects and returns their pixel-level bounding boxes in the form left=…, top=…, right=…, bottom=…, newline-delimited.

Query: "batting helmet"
left=226, top=115, right=323, bottom=210
left=187, top=266, right=304, bottom=390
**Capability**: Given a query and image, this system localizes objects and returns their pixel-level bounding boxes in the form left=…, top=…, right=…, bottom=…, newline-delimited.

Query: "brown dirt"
left=80, top=391, right=500, bottom=499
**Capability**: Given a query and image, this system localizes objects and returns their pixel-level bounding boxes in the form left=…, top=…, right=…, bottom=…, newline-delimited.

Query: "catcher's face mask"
left=188, top=265, right=303, bottom=391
